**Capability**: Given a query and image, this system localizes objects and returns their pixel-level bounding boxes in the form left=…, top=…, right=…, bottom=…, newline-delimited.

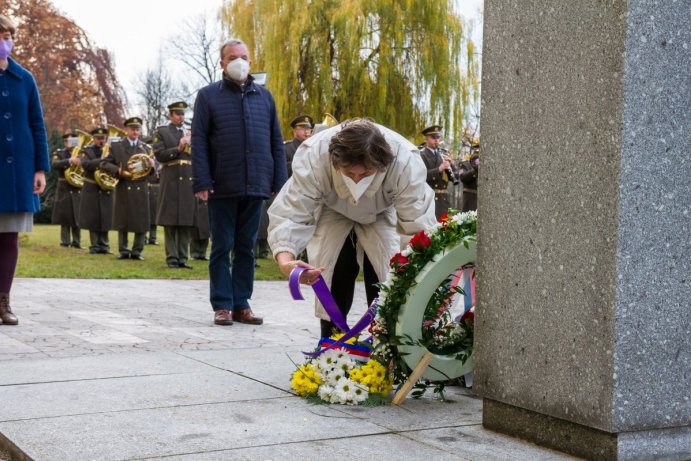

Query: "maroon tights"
left=0, top=232, right=18, bottom=294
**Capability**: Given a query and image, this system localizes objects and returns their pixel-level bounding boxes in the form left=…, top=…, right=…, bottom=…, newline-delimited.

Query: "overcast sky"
left=51, top=0, right=483, bottom=114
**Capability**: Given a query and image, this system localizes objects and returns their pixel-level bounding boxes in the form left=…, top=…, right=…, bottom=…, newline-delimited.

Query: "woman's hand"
left=276, top=252, right=324, bottom=285
left=33, top=171, right=46, bottom=194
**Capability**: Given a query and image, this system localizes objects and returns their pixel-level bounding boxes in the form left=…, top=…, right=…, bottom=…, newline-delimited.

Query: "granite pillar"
left=474, top=1, right=690, bottom=460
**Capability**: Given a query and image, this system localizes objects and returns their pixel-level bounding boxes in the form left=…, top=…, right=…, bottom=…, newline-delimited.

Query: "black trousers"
left=320, top=232, right=379, bottom=338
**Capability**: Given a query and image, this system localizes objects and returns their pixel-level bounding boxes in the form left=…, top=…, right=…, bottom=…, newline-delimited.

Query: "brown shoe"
left=0, top=293, right=18, bottom=325
left=232, top=308, right=263, bottom=325
left=214, top=309, right=233, bottom=326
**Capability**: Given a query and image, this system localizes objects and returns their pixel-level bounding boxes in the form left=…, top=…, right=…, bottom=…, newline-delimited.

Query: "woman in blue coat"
left=0, top=16, right=50, bottom=325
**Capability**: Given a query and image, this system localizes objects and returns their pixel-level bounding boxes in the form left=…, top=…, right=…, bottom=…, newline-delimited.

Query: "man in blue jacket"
left=192, top=38, right=287, bottom=327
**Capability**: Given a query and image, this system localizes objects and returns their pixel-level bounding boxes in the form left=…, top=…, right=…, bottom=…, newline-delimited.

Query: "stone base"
left=482, top=399, right=691, bottom=461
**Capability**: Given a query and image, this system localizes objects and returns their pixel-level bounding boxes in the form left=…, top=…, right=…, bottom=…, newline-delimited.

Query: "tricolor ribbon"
left=289, top=266, right=375, bottom=357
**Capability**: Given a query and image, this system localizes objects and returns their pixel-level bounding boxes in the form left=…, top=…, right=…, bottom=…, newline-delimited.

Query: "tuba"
left=64, top=130, right=92, bottom=188
left=94, top=124, right=125, bottom=191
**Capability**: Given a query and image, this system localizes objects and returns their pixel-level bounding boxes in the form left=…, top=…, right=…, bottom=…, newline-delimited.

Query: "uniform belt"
left=58, top=178, right=66, bottom=182
left=82, top=178, right=96, bottom=184
left=433, top=189, right=448, bottom=194
left=463, top=188, right=477, bottom=194
left=164, top=159, right=192, bottom=167
left=148, top=183, right=160, bottom=187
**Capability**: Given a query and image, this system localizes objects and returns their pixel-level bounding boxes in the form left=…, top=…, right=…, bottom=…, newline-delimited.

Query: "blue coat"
left=0, top=58, right=50, bottom=213
left=191, top=76, right=287, bottom=199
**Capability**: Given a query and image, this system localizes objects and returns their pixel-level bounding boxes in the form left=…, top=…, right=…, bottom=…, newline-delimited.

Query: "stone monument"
left=475, top=1, right=690, bottom=459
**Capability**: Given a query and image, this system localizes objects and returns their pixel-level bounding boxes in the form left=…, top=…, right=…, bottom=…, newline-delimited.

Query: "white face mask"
left=226, top=58, right=250, bottom=82
left=340, top=172, right=376, bottom=202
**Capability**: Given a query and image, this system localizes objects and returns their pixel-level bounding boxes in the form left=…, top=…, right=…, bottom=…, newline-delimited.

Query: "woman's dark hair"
left=328, top=119, right=394, bottom=170
left=0, top=16, right=16, bottom=37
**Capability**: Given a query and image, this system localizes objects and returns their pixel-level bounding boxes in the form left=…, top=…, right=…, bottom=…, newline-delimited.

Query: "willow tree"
left=221, top=0, right=476, bottom=139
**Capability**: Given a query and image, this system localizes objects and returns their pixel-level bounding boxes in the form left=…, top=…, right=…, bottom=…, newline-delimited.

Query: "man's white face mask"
left=340, top=172, right=375, bottom=202
left=226, top=58, right=249, bottom=82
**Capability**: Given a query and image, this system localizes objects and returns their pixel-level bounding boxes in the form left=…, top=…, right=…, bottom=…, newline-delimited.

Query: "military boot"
left=0, top=293, right=18, bottom=325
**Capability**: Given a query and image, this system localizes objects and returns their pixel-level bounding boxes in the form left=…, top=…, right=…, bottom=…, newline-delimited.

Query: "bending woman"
left=268, top=119, right=436, bottom=337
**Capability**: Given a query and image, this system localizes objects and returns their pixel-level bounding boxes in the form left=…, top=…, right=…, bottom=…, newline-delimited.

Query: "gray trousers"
left=164, top=226, right=191, bottom=264
left=190, top=238, right=209, bottom=259
left=118, top=231, right=146, bottom=256
left=88, top=231, right=110, bottom=252
left=60, top=226, right=80, bottom=246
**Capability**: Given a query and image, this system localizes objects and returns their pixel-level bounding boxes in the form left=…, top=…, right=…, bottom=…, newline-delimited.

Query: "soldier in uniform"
left=284, top=114, right=313, bottom=177
left=78, top=127, right=113, bottom=254
left=153, top=101, right=196, bottom=269
left=51, top=130, right=83, bottom=248
left=99, top=116, right=154, bottom=260
left=458, top=139, right=479, bottom=212
left=419, top=125, right=458, bottom=220
left=143, top=132, right=160, bottom=246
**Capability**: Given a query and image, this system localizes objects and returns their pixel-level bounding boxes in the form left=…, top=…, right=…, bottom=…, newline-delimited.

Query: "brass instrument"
left=313, top=113, right=339, bottom=134
left=64, top=130, right=92, bottom=188
left=126, top=147, right=154, bottom=180
left=322, top=113, right=338, bottom=127
left=94, top=124, right=125, bottom=191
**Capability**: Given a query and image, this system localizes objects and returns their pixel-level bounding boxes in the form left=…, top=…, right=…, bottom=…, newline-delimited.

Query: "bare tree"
left=134, top=58, right=176, bottom=136
left=166, top=9, right=222, bottom=89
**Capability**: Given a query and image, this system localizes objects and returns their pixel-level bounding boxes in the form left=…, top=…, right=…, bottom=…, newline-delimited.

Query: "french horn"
left=126, top=151, right=154, bottom=180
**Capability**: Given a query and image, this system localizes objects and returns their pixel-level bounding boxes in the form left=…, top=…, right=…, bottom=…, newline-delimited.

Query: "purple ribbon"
left=289, top=267, right=376, bottom=357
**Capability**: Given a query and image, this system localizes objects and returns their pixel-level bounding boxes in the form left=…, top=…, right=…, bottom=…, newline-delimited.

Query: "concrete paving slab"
left=0, top=351, right=208, bottom=386
left=401, top=425, right=579, bottom=460
left=0, top=369, right=287, bottom=421
left=142, top=433, right=469, bottom=461
left=0, top=398, right=388, bottom=461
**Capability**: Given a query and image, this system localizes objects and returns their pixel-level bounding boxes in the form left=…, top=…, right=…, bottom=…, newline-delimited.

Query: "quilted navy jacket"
left=0, top=58, right=50, bottom=213
left=191, top=75, right=287, bottom=199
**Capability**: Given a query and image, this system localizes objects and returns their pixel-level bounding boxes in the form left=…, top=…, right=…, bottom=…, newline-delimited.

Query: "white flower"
left=333, top=378, right=368, bottom=405
left=401, top=245, right=413, bottom=257
left=427, top=222, right=442, bottom=236
left=318, top=384, right=335, bottom=402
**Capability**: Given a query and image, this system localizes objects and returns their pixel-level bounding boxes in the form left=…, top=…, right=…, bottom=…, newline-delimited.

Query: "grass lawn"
left=16, top=224, right=286, bottom=280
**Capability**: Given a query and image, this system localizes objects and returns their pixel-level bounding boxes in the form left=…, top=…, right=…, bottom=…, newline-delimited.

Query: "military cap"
left=124, top=116, right=143, bottom=128
left=167, top=101, right=188, bottom=112
left=62, top=129, right=76, bottom=139
left=421, top=125, right=443, bottom=138
left=90, top=127, right=108, bottom=137
left=290, top=115, right=314, bottom=129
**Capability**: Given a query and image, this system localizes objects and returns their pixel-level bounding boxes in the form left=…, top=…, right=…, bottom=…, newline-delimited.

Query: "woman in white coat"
left=268, top=119, right=436, bottom=337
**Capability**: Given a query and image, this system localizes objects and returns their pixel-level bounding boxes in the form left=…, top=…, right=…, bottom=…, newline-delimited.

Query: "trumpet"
left=64, top=130, right=92, bottom=188
left=94, top=124, right=125, bottom=191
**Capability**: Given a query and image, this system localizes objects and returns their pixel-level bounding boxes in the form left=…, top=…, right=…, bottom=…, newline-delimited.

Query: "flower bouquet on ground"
left=290, top=334, right=393, bottom=405
left=371, top=210, right=477, bottom=398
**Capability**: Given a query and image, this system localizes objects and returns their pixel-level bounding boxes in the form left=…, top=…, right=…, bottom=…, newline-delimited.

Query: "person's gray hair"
left=220, top=39, right=247, bottom=60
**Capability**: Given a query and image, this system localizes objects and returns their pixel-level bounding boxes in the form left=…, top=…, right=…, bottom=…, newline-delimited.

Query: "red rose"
left=389, top=253, right=409, bottom=271
left=439, top=213, right=449, bottom=223
left=410, top=230, right=431, bottom=251
left=460, top=309, right=475, bottom=326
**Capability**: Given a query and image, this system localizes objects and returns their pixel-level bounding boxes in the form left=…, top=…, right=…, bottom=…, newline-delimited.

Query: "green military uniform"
left=51, top=131, right=82, bottom=248
left=459, top=140, right=480, bottom=212
left=99, top=117, right=153, bottom=259
left=78, top=127, right=113, bottom=254
left=419, top=125, right=454, bottom=220
left=153, top=102, right=196, bottom=268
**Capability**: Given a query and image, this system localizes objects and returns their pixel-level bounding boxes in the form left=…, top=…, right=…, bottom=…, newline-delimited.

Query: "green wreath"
left=372, top=211, right=477, bottom=389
